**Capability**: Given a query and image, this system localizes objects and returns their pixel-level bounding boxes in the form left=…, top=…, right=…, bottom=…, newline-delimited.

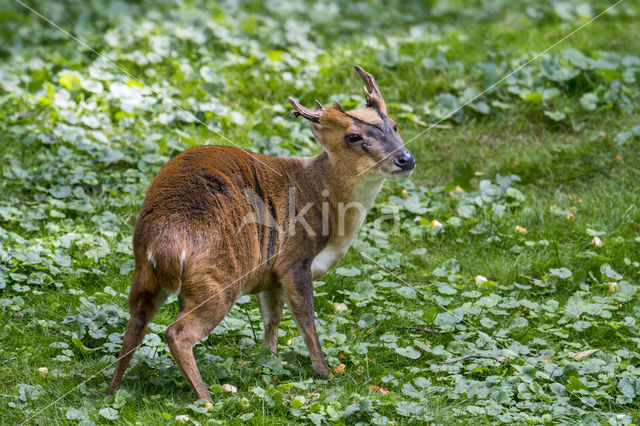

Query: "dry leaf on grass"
left=221, top=383, right=238, bottom=393
left=333, top=364, right=346, bottom=373
left=569, top=349, right=600, bottom=360
left=514, top=225, right=528, bottom=234
left=369, top=385, right=390, bottom=394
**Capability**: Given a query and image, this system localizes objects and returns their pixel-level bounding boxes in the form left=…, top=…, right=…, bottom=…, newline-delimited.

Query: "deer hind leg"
left=108, top=269, right=166, bottom=394
left=165, top=280, right=237, bottom=400
left=256, top=287, right=284, bottom=354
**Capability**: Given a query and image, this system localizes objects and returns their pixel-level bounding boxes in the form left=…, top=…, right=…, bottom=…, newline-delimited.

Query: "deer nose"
left=394, top=151, right=416, bottom=170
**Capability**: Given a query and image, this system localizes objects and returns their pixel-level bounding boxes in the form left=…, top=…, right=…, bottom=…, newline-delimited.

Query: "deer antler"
left=354, top=65, right=387, bottom=115
left=288, top=97, right=324, bottom=123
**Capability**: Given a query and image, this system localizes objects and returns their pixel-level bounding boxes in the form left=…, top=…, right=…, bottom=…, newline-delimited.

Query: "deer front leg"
left=280, top=266, right=332, bottom=378
left=256, top=287, right=284, bottom=354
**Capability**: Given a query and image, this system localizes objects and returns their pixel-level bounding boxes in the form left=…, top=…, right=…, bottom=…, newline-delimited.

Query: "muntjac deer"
left=107, top=66, right=415, bottom=400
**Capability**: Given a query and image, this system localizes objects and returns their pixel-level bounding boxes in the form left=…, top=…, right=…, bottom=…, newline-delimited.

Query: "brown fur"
left=107, top=66, right=415, bottom=400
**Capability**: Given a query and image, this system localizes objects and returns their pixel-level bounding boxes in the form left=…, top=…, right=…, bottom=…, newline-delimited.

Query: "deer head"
left=288, top=66, right=415, bottom=179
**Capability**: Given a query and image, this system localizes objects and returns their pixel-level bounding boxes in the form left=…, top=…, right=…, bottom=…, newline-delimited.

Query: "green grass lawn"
left=1, top=0, right=640, bottom=424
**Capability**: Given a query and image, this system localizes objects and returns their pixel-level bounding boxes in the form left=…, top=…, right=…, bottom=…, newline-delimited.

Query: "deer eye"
left=345, top=134, right=363, bottom=143
left=393, top=124, right=398, bottom=132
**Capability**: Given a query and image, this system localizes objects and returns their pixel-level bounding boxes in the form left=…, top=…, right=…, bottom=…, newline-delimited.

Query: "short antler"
left=288, top=97, right=324, bottom=123
left=354, top=65, right=387, bottom=115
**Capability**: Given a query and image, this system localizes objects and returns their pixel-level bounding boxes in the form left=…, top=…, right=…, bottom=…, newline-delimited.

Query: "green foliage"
left=1, top=0, right=640, bottom=424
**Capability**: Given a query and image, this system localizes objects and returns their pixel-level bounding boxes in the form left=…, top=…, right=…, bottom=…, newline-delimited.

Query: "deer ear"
left=288, top=97, right=324, bottom=123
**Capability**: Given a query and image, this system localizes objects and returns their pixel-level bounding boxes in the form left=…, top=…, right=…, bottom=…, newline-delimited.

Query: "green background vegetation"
left=1, top=0, right=639, bottom=423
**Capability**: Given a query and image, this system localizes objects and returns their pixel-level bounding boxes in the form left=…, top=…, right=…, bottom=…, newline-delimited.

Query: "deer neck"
left=303, top=151, right=384, bottom=217
left=301, top=152, right=385, bottom=278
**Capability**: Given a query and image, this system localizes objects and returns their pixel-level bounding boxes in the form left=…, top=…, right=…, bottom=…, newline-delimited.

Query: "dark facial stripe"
left=373, top=106, right=386, bottom=120
left=346, top=114, right=383, bottom=132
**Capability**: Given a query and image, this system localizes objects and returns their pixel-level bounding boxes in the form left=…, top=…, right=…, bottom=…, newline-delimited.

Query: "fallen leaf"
left=514, top=225, right=528, bottom=234
left=430, top=219, right=443, bottom=227
left=569, top=349, right=600, bottom=360
left=474, top=275, right=488, bottom=285
left=334, top=303, right=348, bottom=313
left=175, top=415, right=190, bottom=423
left=37, top=367, right=49, bottom=376
left=221, top=383, right=237, bottom=393
left=333, top=364, right=346, bottom=373
left=368, top=385, right=389, bottom=394
left=592, top=236, right=603, bottom=247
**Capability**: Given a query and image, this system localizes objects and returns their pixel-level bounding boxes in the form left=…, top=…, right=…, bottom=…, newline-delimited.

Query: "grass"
left=1, top=0, right=640, bottom=424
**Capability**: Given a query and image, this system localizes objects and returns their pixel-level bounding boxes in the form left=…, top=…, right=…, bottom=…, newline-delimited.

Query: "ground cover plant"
left=1, top=0, right=640, bottom=423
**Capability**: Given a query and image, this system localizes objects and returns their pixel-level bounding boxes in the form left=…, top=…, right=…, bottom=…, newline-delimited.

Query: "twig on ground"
left=410, top=117, right=453, bottom=129
left=519, top=274, right=536, bottom=281
left=400, top=326, right=439, bottom=334
left=437, top=354, right=495, bottom=365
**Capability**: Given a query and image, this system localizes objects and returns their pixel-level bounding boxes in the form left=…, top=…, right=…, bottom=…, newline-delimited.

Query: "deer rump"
left=133, top=145, right=305, bottom=298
